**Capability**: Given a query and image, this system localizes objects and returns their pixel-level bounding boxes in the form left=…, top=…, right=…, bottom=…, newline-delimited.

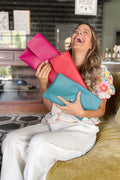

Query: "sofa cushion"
left=47, top=116, right=120, bottom=180
left=105, top=72, right=120, bottom=115
left=115, top=107, right=120, bottom=126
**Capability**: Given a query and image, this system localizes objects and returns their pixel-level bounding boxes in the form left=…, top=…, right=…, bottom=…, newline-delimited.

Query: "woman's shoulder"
left=100, top=64, right=111, bottom=72
left=99, top=64, right=114, bottom=84
left=95, top=65, right=115, bottom=99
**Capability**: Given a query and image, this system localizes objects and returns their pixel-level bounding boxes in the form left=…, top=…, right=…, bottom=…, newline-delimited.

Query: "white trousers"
left=0, top=120, right=99, bottom=180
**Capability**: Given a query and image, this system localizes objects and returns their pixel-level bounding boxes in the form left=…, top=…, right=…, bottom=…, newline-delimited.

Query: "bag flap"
left=26, top=33, right=60, bottom=61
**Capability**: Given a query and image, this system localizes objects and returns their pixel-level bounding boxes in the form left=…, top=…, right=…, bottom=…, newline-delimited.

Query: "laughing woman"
left=0, top=23, right=115, bottom=180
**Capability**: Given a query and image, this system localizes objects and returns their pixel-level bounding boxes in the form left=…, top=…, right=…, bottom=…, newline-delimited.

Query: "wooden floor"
left=0, top=101, right=49, bottom=115
left=0, top=80, right=48, bottom=115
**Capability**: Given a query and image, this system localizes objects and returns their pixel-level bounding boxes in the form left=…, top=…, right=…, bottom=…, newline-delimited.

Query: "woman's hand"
left=35, top=61, right=51, bottom=90
left=56, top=92, right=107, bottom=119
left=36, top=61, right=53, bottom=111
left=56, top=92, right=86, bottom=118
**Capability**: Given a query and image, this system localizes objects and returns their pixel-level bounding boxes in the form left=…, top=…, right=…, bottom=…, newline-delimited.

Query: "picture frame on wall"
left=75, top=0, right=97, bottom=16
left=13, top=10, right=31, bottom=35
left=0, top=11, right=9, bottom=31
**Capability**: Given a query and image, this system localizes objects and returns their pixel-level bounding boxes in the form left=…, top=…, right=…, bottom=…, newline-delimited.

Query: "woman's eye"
left=83, top=31, right=89, bottom=34
left=74, top=30, right=78, bottom=34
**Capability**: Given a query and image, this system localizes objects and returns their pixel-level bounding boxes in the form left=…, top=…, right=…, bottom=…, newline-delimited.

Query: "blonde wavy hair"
left=69, top=23, right=102, bottom=92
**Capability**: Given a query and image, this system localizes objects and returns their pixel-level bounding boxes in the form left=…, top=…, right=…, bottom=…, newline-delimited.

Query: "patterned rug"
left=0, top=114, right=45, bottom=170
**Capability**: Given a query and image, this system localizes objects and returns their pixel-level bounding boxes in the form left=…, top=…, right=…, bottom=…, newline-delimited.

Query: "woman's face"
left=71, top=24, right=92, bottom=53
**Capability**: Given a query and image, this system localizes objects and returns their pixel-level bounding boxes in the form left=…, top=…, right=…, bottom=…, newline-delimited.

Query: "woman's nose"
left=77, top=31, right=82, bottom=35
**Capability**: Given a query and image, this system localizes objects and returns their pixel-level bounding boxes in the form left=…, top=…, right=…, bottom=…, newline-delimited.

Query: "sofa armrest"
left=105, top=72, right=120, bottom=115
left=115, top=107, right=120, bottom=126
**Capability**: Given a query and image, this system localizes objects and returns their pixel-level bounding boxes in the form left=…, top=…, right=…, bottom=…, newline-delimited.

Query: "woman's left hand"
left=56, top=92, right=86, bottom=118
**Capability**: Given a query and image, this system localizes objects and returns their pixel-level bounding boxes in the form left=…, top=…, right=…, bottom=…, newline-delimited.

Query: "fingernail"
left=45, top=60, right=48, bottom=63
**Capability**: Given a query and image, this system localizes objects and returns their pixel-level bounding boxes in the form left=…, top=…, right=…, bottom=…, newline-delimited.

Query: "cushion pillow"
left=115, top=107, right=120, bottom=126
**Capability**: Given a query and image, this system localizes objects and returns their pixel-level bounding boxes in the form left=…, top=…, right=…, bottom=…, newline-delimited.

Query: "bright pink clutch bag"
left=19, top=33, right=87, bottom=89
left=19, top=33, right=60, bottom=70
left=49, top=51, right=88, bottom=89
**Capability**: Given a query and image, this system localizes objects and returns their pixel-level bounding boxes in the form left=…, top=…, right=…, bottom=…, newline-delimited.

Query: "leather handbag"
left=43, top=73, right=102, bottom=112
left=49, top=51, right=88, bottom=89
left=19, top=33, right=60, bottom=70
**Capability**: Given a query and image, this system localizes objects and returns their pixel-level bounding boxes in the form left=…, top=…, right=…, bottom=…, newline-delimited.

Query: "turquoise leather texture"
left=43, top=73, right=102, bottom=111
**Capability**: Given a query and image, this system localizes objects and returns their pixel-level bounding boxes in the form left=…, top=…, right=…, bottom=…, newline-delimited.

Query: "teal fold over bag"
left=43, top=73, right=102, bottom=111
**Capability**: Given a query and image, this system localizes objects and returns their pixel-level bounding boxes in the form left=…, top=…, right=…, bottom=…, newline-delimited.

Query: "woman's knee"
left=28, top=133, right=50, bottom=153
left=2, top=131, right=22, bottom=152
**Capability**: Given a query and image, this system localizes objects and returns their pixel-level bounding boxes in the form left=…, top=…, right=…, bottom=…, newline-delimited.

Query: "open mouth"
left=74, top=36, right=85, bottom=43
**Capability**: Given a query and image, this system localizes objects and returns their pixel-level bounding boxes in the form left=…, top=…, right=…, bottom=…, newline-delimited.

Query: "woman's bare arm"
left=56, top=92, right=107, bottom=118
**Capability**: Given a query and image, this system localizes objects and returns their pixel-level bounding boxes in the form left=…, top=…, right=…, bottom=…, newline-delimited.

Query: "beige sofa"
left=47, top=72, right=120, bottom=180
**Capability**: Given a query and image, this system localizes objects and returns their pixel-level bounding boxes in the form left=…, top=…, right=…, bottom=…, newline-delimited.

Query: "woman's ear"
left=89, top=44, right=92, bottom=50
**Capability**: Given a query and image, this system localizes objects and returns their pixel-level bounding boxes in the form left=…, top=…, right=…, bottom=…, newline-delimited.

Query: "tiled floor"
left=0, top=114, right=45, bottom=169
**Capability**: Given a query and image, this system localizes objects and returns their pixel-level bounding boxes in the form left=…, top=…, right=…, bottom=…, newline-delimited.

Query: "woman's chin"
left=72, top=46, right=81, bottom=52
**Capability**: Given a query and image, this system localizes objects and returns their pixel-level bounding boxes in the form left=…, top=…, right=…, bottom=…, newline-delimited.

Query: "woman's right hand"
left=35, top=62, right=51, bottom=90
